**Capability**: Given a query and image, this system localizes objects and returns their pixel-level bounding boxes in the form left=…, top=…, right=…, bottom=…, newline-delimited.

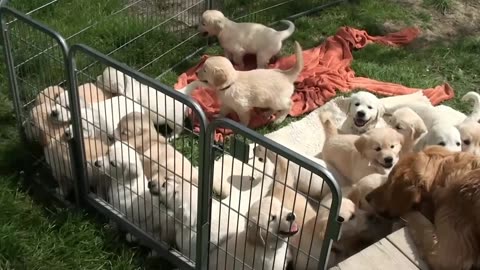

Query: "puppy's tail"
left=277, top=20, right=295, bottom=41
left=319, top=111, right=338, bottom=139
left=281, top=41, right=304, bottom=83
left=462, top=91, right=480, bottom=115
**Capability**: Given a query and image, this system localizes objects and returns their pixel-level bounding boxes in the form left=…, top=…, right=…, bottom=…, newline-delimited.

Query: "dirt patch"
left=383, top=0, right=480, bottom=46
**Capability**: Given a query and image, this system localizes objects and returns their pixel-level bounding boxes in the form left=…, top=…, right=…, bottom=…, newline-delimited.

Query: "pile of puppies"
left=22, top=8, right=480, bottom=270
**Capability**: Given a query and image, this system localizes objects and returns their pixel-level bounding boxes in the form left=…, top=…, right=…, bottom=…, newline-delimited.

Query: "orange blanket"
left=175, top=26, right=454, bottom=141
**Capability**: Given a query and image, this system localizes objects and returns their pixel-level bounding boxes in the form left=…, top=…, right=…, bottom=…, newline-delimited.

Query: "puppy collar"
left=218, top=83, right=233, bottom=91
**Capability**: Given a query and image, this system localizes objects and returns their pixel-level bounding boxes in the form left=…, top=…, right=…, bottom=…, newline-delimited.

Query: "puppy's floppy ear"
left=246, top=219, right=266, bottom=246
left=354, top=135, right=369, bottom=157
left=212, top=67, right=228, bottom=87
left=336, top=97, right=351, bottom=115
left=375, top=104, right=385, bottom=121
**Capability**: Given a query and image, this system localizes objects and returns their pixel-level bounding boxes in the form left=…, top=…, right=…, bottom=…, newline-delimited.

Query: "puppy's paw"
left=339, top=198, right=356, bottom=221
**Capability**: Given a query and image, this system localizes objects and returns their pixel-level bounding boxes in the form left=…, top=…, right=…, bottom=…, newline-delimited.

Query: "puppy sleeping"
left=196, top=41, right=304, bottom=126
left=319, top=111, right=403, bottom=184
left=198, top=10, right=295, bottom=68
left=209, top=196, right=298, bottom=270
left=337, top=91, right=386, bottom=134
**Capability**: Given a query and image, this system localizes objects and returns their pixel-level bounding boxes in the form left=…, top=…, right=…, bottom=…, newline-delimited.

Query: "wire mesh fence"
left=1, top=0, right=345, bottom=269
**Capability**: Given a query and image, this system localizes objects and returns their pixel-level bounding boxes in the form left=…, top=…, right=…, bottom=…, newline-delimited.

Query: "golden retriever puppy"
left=384, top=107, right=427, bottom=155
left=403, top=169, right=480, bottom=270
left=44, top=134, right=109, bottom=197
left=457, top=120, right=480, bottom=156
left=35, top=85, right=65, bottom=105
left=198, top=10, right=295, bottom=68
left=196, top=41, right=304, bottom=126
left=319, top=111, right=404, bottom=184
left=209, top=196, right=298, bottom=270
left=25, top=101, right=69, bottom=146
left=113, top=112, right=166, bottom=153
left=365, top=146, right=480, bottom=218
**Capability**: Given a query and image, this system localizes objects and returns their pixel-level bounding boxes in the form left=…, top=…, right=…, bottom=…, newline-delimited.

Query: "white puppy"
left=93, top=141, right=157, bottom=237
left=198, top=10, right=295, bottom=68
left=414, top=123, right=462, bottom=152
left=97, top=66, right=206, bottom=140
left=337, top=91, right=386, bottom=134
left=462, top=91, right=480, bottom=123
left=209, top=196, right=297, bottom=270
left=58, top=96, right=144, bottom=140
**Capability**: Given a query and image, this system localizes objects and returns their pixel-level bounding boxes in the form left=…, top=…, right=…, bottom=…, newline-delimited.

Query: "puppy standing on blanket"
left=319, top=111, right=403, bottom=184
left=337, top=91, right=386, bottom=134
left=196, top=41, right=304, bottom=126
left=198, top=10, right=295, bottom=69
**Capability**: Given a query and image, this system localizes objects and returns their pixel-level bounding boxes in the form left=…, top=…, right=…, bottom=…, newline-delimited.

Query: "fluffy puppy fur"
left=461, top=91, right=480, bottom=122
left=403, top=169, right=480, bottom=270
left=414, top=123, right=462, bottom=152
left=58, top=96, right=144, bottom=140
left=365, top=146, right=480, bottom=218
left=198, top=10, right=295, bottom=68
left=35, top=85, right=65, bottom=105
left=149, top=176, right=245, bottom=259
left=44, top=134, right=109, bottom=198
left=457, top=120, right=480, bottom=156
left=320, top=112, right=403, bottom=184
left=50, top=83, right=111, bottom=119
left=209, top=196, right=297, bottom=270
left=337, top=91, right=386, bottom=134
left=384, top=107, right=427, bottom=155
left=97, top=66, right=206, bottom=140
left=253, top=145, right=348, bottom=200
left=94, top=141, right=157, bottom=236
left=196, top=41, right=304, bottom=126
left=25, top=101, right=69, bottom=146
left=114, top=112, right=166, bottom=153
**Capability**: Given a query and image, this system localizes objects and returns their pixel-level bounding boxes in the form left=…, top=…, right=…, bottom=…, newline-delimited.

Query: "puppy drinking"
left=199, top=10, right=295, bottom=68
left=196, top=41, right=304, bottom=126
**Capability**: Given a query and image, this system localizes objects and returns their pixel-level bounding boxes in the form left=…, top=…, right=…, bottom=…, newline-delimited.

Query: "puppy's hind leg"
left=272, top=98, right=291, bottom=125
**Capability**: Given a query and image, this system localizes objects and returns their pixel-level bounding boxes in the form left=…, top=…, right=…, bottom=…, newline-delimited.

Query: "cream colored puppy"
left=209, top=196, right=297, bottom=270
left=25, top=101, right=69, bottom=146
left=414, top=123, right=462, bottom=152
left=337, top=91, right=387, bottom=134
left=35, top=85, right=65, bottom=105
left=384, top=107, right=427, bottom=155
left=114, top=112, right=166, bottom=153
left=457, top=120, right=480, bottom=156
left=319, top=112, right=403, bottom=184
left=196, top=41, right=304, bottom=126
left=199, top=10, right=295, bottom=68
left=461, top=91, right=480, bottom=122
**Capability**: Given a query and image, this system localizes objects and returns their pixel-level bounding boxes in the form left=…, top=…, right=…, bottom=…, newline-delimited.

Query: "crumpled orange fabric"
left=174, top=26, right=454, bottom=141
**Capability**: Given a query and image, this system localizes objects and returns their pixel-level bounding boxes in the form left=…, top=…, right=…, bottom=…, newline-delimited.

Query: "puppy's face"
left=385, top=107, right=427, bottom=142
left=196, top=57, right=235, bottom=89
left=94, top=141, right=142, bottom=181
left=344, top=92, right=384, bottom=131
left=149, top=176, right=177, bottom=206
left=247, top=197, right=298, bottom=248
left=425, top=125, right=461, bottom=152
left=457, top=121, right=480, bottom=156
left=354, top=128, right=403, bottom=170
left=114, top=112, right=152, bottom=142
left=198, top=10, right=226, bottom=36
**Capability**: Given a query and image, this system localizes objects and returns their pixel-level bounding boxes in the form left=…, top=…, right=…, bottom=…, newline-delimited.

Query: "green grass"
left=1, top=0, right=479, bottom=268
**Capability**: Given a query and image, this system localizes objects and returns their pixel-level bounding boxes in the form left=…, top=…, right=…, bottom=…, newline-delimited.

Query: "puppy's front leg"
left=232, top=52, right=245, bottom=69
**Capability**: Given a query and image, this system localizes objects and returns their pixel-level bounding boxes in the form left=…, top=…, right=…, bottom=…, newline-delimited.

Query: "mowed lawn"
left=0, top=0, right=478, bottom=268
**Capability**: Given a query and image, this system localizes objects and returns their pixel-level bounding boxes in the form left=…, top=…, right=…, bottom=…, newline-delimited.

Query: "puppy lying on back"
left=337, top=91, right=386, bottom=135
left=196, top=41, right=304, bottom=126
left=114, top=112, right=166, bottom=153
left=319, top=111, right=403, bottom=184
left=198, top=10, right=295, bottom=68
left=457, top=120, right=480, bottom=156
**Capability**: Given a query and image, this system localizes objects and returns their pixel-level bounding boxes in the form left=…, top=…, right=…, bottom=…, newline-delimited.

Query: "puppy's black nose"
left=356, top=111, right=365, bottom=118
left=286, top=212, right=295, bottom=222
left=107, top=135, right=114, bottom=142
left=384, top=157, right=393, bottom=164
left=148, top=181, right=156, bottom=190
left=51, top=110, right=59, bottom=117
left=64, top=129, right=71, bottom=138
left=94, top=160, right=101, bottom=167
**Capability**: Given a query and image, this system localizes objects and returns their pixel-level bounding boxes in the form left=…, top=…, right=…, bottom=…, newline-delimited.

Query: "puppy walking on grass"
left=196, top=41, right=304, bottom=126
left=199, top=10, right=295, bottom=68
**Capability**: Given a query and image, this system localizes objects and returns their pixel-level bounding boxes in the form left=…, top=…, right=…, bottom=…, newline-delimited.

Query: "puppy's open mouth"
left=376, top=160, right=393, bottom=169
left=278, top=223, right=299, bottom=237
left=354, top=117, right=370, bottom=127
